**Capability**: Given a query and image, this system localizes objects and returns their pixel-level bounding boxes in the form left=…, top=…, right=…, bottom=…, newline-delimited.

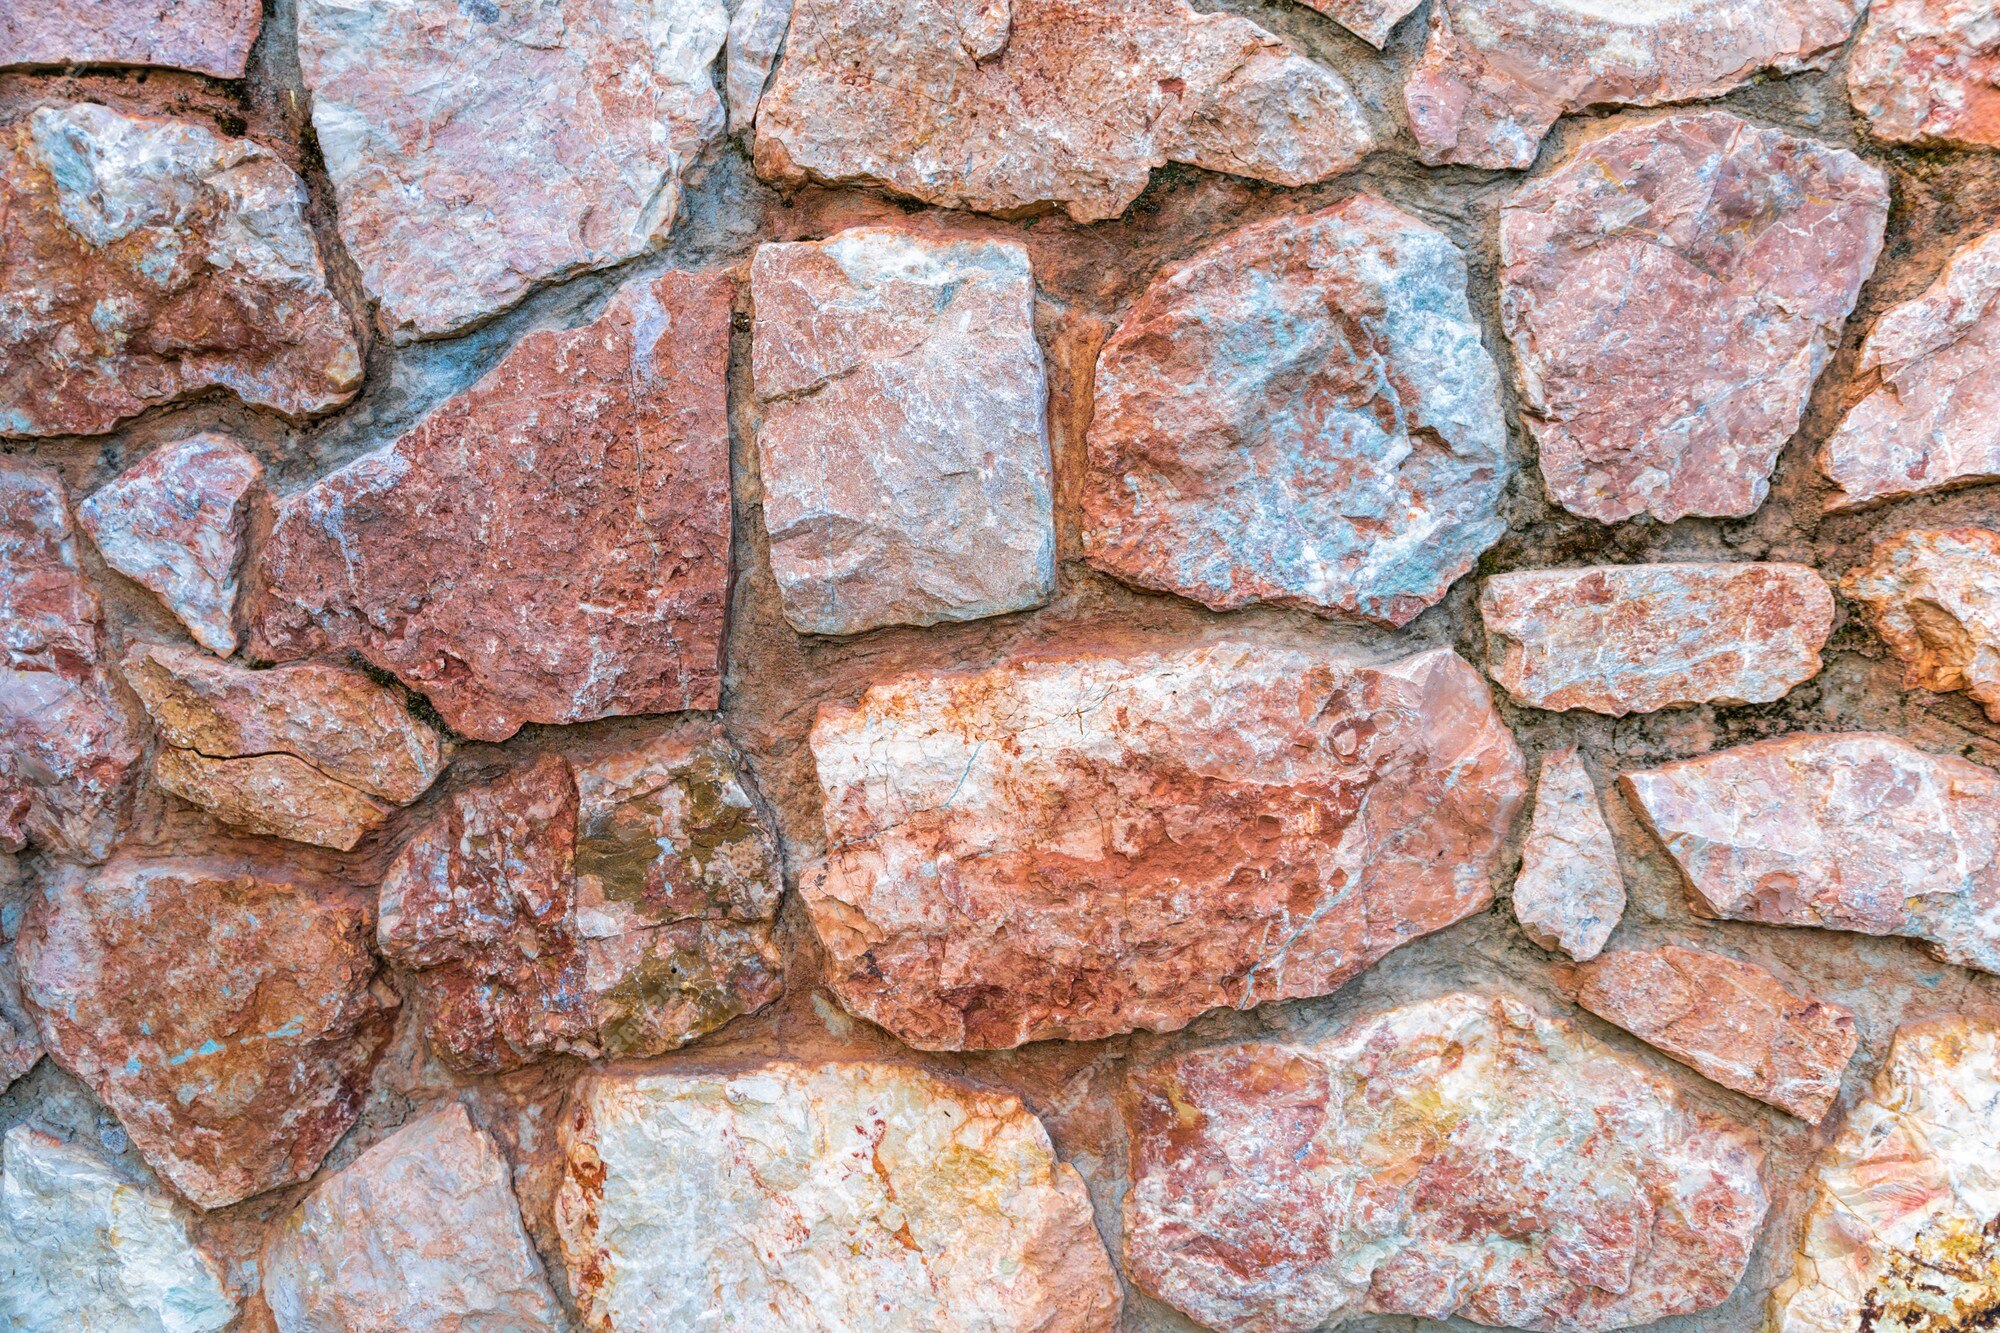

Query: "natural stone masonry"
left=17, top=856, right=393, bottom=1208
left=556, top=1062, right=1123, bottom=1331
left=0, top=102, right=362, bottom=438
left=0, top=1126, right=237, bottom=1332
left=122, top=642, right=446, bottom=851
left=1082, top=196, right=1509, bottom=629
left=0, top=0, right=263, bottom=77
left=247, top=273, right=732, bottom=742
left=1480, top=563, right=1835, bottom=716
left=262, top=1103, right=564, bottom=1332
left=297, top=0, right=727, bottom=342
left=806, top=644, right=1527, bottom=1050
left=751, top=228, right=1056, bottom=636
left=1500, top=112, right=1888, bottom=524
left=1511, top=748, right=1625, bottom=961
left=1848, top=0, right=2000, bottom=149
left=1624, top=733, right=2000, bottom=976
left=1820, top=228, right=2000, bottom=509
left=724, top=0, right=793, bottom=135
left=1406, top=0, right=1864, bottom=170
left=1845, top=527, right=2000, bottom=723
left=1123, top=992, right=1770, bottom=1333
left=78, top=435, right=262, bottom=657
left=1770, top=1010, right=2000, bottom=1331
left=753, top=0, right=1375, bottom=223
left=0, top=950, right=38, bottom=1091
left=1567, top=945, right=1859, bottom=1122
left=1295, top=0, right=1423, bottom=48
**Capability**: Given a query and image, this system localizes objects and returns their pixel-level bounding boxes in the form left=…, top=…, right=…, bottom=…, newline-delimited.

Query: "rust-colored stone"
left=1295, top=0, right=1422, bottom=47
left=1848, top=0, right=2000, bottom=149
left=1844, top=528, right=2000, bottom=723
left=0, top=0, right=263, bottom=77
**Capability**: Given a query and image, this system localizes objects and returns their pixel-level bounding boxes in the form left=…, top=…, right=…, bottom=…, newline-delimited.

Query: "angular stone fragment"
left=1844, top=528, right=2000, bottom=723
left=1512, top=748, right=1624, bottom=961
left=725, top=0, right=793, bottom=134
left=1083, top=196, right=1509, bottom=628
left=263, top=1103, right=563, bottom=1332
left=0, top=0, right=263, bottom=77
left=556, top=1062, right=1122, bottom=1331
left=298, top=0, right=727, bottom=342
left=1625, top=733, right=2000, bottom=976
left=1292, top=0, right=1423, bottom=48
left=752, top=228, right=1055, bottom=635
left=247, top=274, right=732, bottom=742
left=1569, top=946, right=1858, bottom=1121
left=1481, top=563, right=1835, bottom=715
left=1848, top=0, right=2000, bottom=149
left=0, top=1127, right=237, bottom=1333
left=78, top=434, right=262, bottom=656
left=0, top=461, right=143, bottom=861
left=1123, top=992, right=1769, bottom=1333
left=1407, top=0, right=1864, bottom=170
left=1770, top=1010, right=2000, bottom=1332
left=806, top=644, right=1527, bottom=1050
left=1500, top=112, right=1888, bottom=524
left=1821, top=229, right=2000, bottom=509
left=754, top=0, right=1374, bottom=223
left=0, top=949, right=40, bottom=1092
left=0, top=103, right=361, bottom=439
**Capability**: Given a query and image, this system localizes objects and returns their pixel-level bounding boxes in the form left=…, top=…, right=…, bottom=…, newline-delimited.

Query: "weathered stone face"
left=1848, top=0, right=2000, bottom=149
left=1624, top=733, right=2000, bottom=976
left=1844, top=528, right=2000, bottom=723
left=0, top=0, right=263, bottom=77
left=1821, top=228, right=2000, bottom=509
left=1123, top=992, right=1769, bottom=1333
left=298, top=0, right=727, bottom=342
left=262, top=1103, right=564, bottom=1333
left=0, top=1127, right=237, bottom=1333
left=1480, top=563, right=1835, bottom=716
left=0, top=948, right=38, bottom=1092
left=724, top=0, right=793, bottom=134
left=806, top=644, right=1527, bottom=1050
left=246, top=273, right=732, bottom=742
left=1568, top=946, right=1858, bottom=1122
left=16, top=856, right=393, bottom=1209
left=1770, top=1010, right=2000, bottom=1331
left=753, top=0, right=1374, bottom=223
left=0, top=103, right=361, bottom=439
left=1500, top=112, right=1888, bottom=524
left=1294, top=0, right=1423, bottom=47
left=1082, top=196, right=1509, bottom=629
left=1406, top=0, right=1863, bottom=169
left=1511, top=748, right=1624, bottom=961
left=751, top=228, right=1055, bottom=636
left=555, top=1062, right=1122, bottom=1331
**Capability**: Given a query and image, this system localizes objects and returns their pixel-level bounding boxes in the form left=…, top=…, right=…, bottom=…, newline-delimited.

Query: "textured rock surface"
left=1848, top=0, right=2000, bottom=149
left=122, top=641, right=444, bottom=850
left=556, top=1061, right=1122, bottom=1331
left=1500, top=112, right=1888, bottom=524
left=0, top=950, right=37, bottom=1091
left=1568, top=946, right=1859, bottom=1121
left=1770, top=1010, right=2000, bottom=1331
left=1481, top=563, right=1835, bottom=715
left=0, top=461, right=143, bottom=862
left=0, top=102, right=361, bottom=438
left=1625, top=733, right=2000, bottom=976
left=262, top=1103, right=563, bottom=1332
left=0, top=1127, right=237, bottom=1333
left=1511, top=748, right=1624, bottom=961
left=1844, top=528, right=2000, bottom=723
left=1123, top=991, right=1769, bottom=1333
left=77, top=435, right=262, bottom=656
left=806, top=644, right=1527, bottom=1050
left=247, top=273, right=732, bottom=742
left=0, top=0, right=262, bottom=76
left=16, top=856, right=393, bottom=1208
left=1082, top=196, right=1509, bottom=628
left=1294, top=0, right=1423, bottom=48
left=725, top=0, right=793, bottom=134
left=1406, top=0, right=1864, bottom=170
left=753, top=0, right=1375, bottom=223
left=751, top=228, right=1055, bottom=635
left=297, top=0, right=727, bottom=342
left=1820, top=228, right=2000, bottom=509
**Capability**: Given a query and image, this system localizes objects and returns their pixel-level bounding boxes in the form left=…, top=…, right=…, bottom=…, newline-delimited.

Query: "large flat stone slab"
left=1848, top=0, right=2000, bottom=149
left=0, top=0, right=262, bottom=76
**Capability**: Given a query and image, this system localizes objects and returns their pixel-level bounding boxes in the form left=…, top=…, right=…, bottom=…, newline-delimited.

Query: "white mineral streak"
left=1511, top=748, right=1625, bottom=960
left=725, top=0, right=793, bottom=134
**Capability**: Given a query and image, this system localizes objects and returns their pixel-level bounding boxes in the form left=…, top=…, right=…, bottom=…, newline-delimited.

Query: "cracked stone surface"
left=1292, top=0, right=1423, bottom=47
left=725, top=0, right=793, bottom=134
left=751, top=227, right=1056, bottom=636
left=1081, top=196, right=1509, bottom=629
left=1511, top=748, right=1624, bottom=962
left=1123, top=991, right=1770, bottom=1333
left=753, top=0, right=1375, bottom=223
left=1848, top=0, right=2000, bottom=149
left=1844, top=527, right=2000, bottom=724
left=0, top=945, right=42, bottom=1092
left=1480, top=563, right=1835, bottom=715
left=297, top=0, right=727, bottom=342
left=0, top=0, right=262, bottom=76
left=805, top=644, right=1527, bottom=1050
left=1500, top=112, right=1888, bottom=524
left=556, top=1061, right=1122, bottom=1331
